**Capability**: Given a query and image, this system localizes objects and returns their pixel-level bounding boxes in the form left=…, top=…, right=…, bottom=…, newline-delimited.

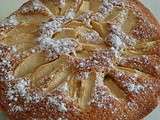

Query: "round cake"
left=0, top=0, right=160, bottom=120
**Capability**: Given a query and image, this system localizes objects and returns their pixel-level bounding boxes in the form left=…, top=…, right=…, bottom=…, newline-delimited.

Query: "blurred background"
left=0, top=0, right=159, bottom=120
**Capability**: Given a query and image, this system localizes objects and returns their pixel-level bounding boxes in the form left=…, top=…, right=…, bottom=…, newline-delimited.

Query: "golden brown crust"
left=131, top=0, right=160, bottom=30
left=0, top=0, right=160, bottom=120
left=129, top=0, right=160, bottom=40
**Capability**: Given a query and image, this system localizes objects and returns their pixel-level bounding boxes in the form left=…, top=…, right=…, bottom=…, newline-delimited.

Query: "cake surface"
left=0, top=0, right=160, bottom=120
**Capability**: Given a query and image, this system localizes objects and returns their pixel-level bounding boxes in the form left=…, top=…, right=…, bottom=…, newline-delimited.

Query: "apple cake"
left=0, top=0, right=160, bottom=120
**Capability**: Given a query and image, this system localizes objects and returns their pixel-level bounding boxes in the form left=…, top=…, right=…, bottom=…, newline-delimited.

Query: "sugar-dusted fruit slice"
left=78, top=71, right=96, bottom=109
left=123, top=40, right=160, bottom=56
left=68, top=71, right=96, bottom=109
left=54, top=28, right=77, bottom=39
left=64, top=20, right=84, bottom=28
left=2, top=33, right=36, bottom=45
left=15, top=43, right=36, bottom=52
left=76, top=26, right=104, bottom=44
left=45, top=65, right=71, bottom=92
left=31, top=55, right=69, bottom=86
left=103, top=75, right=127, bottom=100
left=78, top=0, right=90, bottom=14
left=14, top=53, right=47, bottom=77
left=18, top=0, right=52, bottom=16
left=76, top=50, right=93, bottom=59
left=104, top=7, right=122, bottom=22
left=122, top=10, right=138, bottom=33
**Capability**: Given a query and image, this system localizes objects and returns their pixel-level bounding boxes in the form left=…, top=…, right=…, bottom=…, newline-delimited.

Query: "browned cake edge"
left=0, top=0, right=160, bottom=120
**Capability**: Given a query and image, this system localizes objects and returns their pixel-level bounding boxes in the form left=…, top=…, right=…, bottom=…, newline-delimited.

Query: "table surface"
left=0, top=0, right=159, bottom=120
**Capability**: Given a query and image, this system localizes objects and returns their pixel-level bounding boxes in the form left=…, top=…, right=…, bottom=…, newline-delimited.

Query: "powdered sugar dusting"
left=39, top=37, right=78, bottom=56
left=58, top=82, right=69, bottom=93
left=38, top=9, right=77, bottom=57
left=75, top=71, right=90, bottom=80
left=0, top=45, right=17, bottom=81
left=91, top=0, right=113, bottom=21
left=104, top=9, right=135, bottom=63
left=127, top=101, right=138, bottom=110
left=107, top=24, right=136, bottom=50
left=16, top=79, right=29, bottom=96
left=6, top=78, right=44, bottom=103
left=106, top=9, right=136, bottom=50
left=40, top=9, right=75, bottom=37
left=113, top=9, right=128, bottom=28
left=91, top=85, right=117, bottom=109
left=10, top=105, right=24, bottom=112
left=6, top=78, right=75, bottom=114
left=78, top=0, right=120, bottom=26
left=78, top=11, right=93, bottom=27
left=113, top=70, right=146, bottom=94
left=48, top=95, right=68, bottom=112
left=19, top=0, right=52, bottom=15
left=78, top=30, right=103, bottom=44
left=65, top=9, right=76, bottom=20
left=78, top=0, right=114, bottom=25
left=131, top=10, right=158, bottom=39
left=0, top=15, right=19, bottom=31
left=126, top=83, right=144, bottom=94
left=84, top=31, right=100, bottom=42
left=57, top=117, right=68, bottom=120
left=109, top=31, right=125, bottom=50
left=40, top=17, right=64, bottom=37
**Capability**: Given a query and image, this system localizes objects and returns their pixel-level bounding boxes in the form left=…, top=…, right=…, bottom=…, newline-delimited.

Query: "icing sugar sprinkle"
left=108, top=25, right=136, bottom=50
left=79, top=30, right=102, bottom=44
left=7, top=79, right=30, bottom=101
left=58, top=82, right=69, bottom=93
left=7, top=79, right=44, bottom=103
left=92, top=0, right=113, bottom=21
left=126, top=83, right=144, bottom=94
left=39, top=9, right=76, bottom=58
left=41, top=17, right=65, bottom=37
left=109, top=32, right=124, bottom=50
left=48, top=96, right=68, bottom=112
left=41, top=9, right=75, bottom=37
left=78, top=11, right=93, bottom=27
left=0, top=15, right=19, bottom=27
left=0, top=45, right=16, bottom=81
left=91, top=86, right=116, bottom=109
left=58, top=117, right=68, bottom=120
left=39, top=37, right=78, bottom=55
left=10, top=105, right=24, bottom=112
left=16, top=79, right=30, bottom=97
left=19, top=0, right=51, bottom=14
